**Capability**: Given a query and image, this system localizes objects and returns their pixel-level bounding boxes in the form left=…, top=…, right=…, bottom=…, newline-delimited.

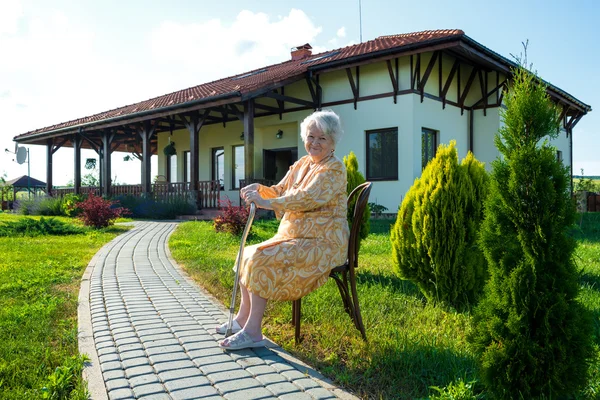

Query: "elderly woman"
left=217, top=109, right=350, bottom=350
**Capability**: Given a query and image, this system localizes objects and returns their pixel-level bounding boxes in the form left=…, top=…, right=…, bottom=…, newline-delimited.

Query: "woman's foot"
left=219, top=330, right=266, bottom=350
left=215, top=319, right=242, bottom=335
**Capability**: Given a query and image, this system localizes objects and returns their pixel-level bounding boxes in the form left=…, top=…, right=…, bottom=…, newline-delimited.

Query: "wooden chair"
left=291, top=181, right=372, bottom=343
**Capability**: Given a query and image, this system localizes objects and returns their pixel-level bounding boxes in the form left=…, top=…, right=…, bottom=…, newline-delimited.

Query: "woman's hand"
left=240, top=183, right=260, bottom=199
left=243, top=190, right=273, bottom=210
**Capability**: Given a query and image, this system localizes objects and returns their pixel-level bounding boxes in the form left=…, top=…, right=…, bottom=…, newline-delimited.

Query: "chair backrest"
left=346, top=182, right=372, bottom=270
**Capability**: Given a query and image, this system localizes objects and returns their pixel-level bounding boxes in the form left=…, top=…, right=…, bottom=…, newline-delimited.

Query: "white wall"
left=153, top=51, right=571, bottom=214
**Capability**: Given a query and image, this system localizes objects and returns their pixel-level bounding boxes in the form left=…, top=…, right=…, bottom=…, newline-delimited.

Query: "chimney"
left=291, top=43, right=312, bottom=61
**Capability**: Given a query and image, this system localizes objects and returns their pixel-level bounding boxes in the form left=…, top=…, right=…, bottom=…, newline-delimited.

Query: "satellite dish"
left=16, top=146, right=27, bottom=165
left=14, top=143, right=18, bottom=154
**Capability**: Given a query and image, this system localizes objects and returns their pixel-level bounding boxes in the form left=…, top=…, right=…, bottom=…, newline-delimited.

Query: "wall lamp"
left=240, top=132, right=244, bottom=141
left=276, top=129, right=283, bottom=139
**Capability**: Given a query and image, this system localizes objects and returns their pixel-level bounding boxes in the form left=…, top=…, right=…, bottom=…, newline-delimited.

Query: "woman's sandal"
left=215, top=320, right=242, bottom=335
left=218, top=330, right=266, bottom=350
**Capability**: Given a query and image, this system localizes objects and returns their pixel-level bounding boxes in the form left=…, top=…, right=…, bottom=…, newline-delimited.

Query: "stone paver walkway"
left=78, top=221, right=358, bottom=400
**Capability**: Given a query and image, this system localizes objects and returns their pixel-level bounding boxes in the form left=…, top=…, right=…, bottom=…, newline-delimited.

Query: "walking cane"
left=226, top=202, right=256, bottom=337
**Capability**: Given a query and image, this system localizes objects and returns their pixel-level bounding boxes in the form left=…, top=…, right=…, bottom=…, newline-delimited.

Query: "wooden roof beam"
left=386, top=59, right=399, bottom=103
left=419, top=51, right=440, bottom=102
left=263, top=91, right=315, bottom=108
left=440, top=59, right=460, bottom=109
left=346, top=67, right=359, bottom=109
left=459, top=67, right=478, bottom=115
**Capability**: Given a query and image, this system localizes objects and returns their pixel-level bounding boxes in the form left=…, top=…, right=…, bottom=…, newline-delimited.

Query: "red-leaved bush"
left=214, top=198, right=251, bottom=235
left=77, top=193, right=129, bottom=228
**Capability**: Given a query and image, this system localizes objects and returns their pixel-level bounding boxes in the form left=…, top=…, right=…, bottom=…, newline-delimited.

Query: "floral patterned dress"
left=238, top=154, right=349, bottom=301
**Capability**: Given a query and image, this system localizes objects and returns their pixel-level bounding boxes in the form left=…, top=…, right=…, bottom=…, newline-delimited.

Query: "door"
left=263, top=148, right=298, bottom=182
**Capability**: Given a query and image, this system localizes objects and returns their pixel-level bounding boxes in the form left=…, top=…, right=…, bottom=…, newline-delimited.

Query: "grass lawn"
left=170, top=214, right=600, bottom=399
left=0, top=213, right=130, bottom=400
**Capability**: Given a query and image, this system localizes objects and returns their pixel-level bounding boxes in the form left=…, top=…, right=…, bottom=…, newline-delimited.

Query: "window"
left=183, top=151, right=190, bottom=183
left=212, top=148, right=224, bottom=190
left=422, top=128, right=439, bottom=170
left=232, top=145, right=245, bottom=189
left=556, top=150, right=563, bottom=163
left=231, top=69, right=268, bottom=80
left=166, top=154, right=177, bottom=182
left=366, top=128, right=398, bottom=181
left=301, top=51, right=340, bottom=64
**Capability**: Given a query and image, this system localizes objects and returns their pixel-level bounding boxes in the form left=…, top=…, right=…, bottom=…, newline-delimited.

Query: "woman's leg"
left=219, top=290, right=267, bottom=346
left=235, top=283, right=251, bottom=325
left=242, top=291, right=267, bottom=341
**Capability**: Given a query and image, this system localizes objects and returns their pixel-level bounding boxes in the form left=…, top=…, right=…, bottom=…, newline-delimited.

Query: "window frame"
left=422, top=127, right=439, bottom=170
left=211, top=147, right=225, bottom=190
left=232, top=145, right=245, bottom=190
left=166, top=154, right=177, bottom=182
left=365, top=127, right=399, bottom=181
left=183, top=151, right=190, bottom=183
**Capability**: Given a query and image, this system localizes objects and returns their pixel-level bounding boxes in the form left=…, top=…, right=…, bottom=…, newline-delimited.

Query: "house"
left=13, top=29, right=591, bottom=213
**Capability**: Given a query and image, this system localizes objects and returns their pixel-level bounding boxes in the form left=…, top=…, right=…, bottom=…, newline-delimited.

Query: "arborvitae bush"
left=467, top=64, right=594, bottom=398
left=390, top=141, right=488, bottom=309
left=343, top=151, right=370, bottom=241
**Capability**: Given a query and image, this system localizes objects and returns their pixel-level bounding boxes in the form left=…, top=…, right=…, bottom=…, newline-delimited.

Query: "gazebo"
left=1, top=175, right=47, bottom=209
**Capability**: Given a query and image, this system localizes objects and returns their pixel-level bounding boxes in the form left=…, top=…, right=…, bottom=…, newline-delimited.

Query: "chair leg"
left=291, top=300, right=298, bottom=326
left=330, top=272, right=354, bottom=317
left=293, top=298, right=301, bottom=344
left=349, top=272, right=367, bottom=341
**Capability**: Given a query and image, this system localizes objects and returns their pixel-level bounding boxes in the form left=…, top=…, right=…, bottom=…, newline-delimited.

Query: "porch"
left=52, top=180, right=221, bottom=209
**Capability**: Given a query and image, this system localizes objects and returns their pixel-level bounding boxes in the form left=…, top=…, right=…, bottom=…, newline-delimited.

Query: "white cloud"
left=0, top=7, right=154, bottom=185
left=337, top=27, right=346, bottom=38
left=0, top=7, right=326, bottom=185
left=149, top=9, right=322, bottom=84
left=0, top=0, right=23, bottom=35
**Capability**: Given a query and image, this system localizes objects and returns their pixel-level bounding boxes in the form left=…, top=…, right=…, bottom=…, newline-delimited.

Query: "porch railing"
left=51, top=180, right=220, bottom=208
left=53, top=187, right=101, bottom=197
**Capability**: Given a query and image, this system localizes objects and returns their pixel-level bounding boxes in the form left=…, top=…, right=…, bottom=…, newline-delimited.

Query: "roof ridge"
left=377, top=29, right=464, bottom=40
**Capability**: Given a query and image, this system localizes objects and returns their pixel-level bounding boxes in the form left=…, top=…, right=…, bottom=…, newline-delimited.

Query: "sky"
left=1, top=0, right=598, bottom=185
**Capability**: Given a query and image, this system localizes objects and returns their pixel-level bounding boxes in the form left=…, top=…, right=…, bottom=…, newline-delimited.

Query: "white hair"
left=300, top=109, right=343, bottom=146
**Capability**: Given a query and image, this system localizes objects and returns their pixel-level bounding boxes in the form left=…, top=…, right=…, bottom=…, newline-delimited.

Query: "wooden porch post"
left=189, top=114, right=200, bottom=190
left=243, top=99, right=255, bottom=183
left=46, top=138, right=53, bottom=195
left=74, top=130, right=82, bottom=194
left=139, top=122, right=156, bottom=195
left=181, top=111, right=208, bottom=208
left=101, top=130, right=113, bottom=196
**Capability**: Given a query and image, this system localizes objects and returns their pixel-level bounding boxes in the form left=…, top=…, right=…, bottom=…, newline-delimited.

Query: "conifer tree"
left=391, top=141, right=488, bottom=309
left=343, top=151, right=370, bottom=241
left=468, top=58, right=594, bottom=398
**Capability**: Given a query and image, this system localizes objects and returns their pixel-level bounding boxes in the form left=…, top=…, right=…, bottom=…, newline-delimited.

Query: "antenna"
left=16, top=146, right=27, bottom=165
left=359, top=0, right=363, bottom=43
left=13, top=145, right=32, bottom=199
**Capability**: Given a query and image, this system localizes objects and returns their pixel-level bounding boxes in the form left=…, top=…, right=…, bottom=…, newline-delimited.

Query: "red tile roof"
left=14, top=29, right=590, bottom=140
left=15, top=29, right=467, bottom=140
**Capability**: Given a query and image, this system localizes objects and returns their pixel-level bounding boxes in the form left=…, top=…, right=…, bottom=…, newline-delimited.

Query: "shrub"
left=0, top=217, right=85, bottom=237
left=390, top=141, right=489, bottom=309
left=574, top=169, right=599, bottom=193
left=368, top=201, right=388, bottom=218
left=76, top=193, right=128, bottom=228
left=62, top=193, right=84, bottom=217
left=343, top=151, right=370, bottom=241
left=214, top=198, right=251, bottom=236
left=468, top=63, right=595, bottom=398
left=15, top=196, right=65, bottom=216
left=113, top=195, right=195, bottom=219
